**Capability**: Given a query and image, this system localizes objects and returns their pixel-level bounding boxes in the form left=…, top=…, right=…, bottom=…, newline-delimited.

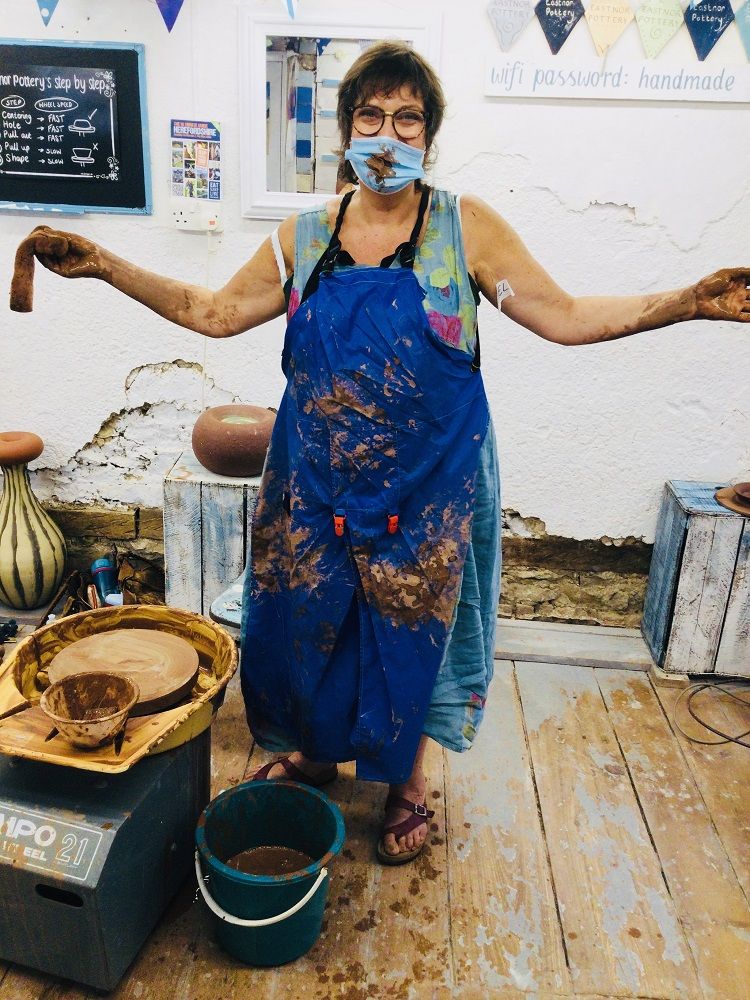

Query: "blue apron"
left=240, top=188, right=491, bottom=783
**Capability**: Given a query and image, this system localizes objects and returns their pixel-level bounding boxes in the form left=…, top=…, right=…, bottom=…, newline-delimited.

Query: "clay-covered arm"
left=10, top=226, right=70, bottom=313
left=9, top=219, right=295, bottom=337
left=461, top=194, right=750, bottom=345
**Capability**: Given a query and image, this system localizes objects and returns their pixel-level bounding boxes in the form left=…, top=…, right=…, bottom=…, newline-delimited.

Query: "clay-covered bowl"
left=733, top=482, right=750, bottom=502
left=39, top=671, right=139, bottom=749
left=192, top=404, right=275, bottom=477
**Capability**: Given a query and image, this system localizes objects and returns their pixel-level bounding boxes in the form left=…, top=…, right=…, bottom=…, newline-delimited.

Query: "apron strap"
left=469, top=273, right=482, bottom=372
left=379, top=185, right=431, bottom=271
left=300, top=186, right=433, bottom=303
left=300, top=189, right=356, bottom=304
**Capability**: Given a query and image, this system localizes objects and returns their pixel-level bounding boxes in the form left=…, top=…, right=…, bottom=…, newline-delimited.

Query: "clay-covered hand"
left=10, top=225, right=109, bottom=313
left=694, top=267, right=750, bottom=323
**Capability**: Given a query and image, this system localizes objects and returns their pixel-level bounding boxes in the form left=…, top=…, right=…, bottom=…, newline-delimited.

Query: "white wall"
left=1, top=0, right=748, bottom=542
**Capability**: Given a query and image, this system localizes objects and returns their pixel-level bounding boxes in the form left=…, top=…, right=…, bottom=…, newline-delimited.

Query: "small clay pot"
left=192, top=405, right=276, bottom=477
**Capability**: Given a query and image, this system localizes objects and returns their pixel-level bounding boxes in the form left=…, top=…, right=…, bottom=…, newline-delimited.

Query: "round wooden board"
left=48, top=629, right=200, bottom=715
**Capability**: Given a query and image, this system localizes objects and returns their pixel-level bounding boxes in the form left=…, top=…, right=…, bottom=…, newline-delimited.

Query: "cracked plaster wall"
left=2, top=0, right=749, bottom=543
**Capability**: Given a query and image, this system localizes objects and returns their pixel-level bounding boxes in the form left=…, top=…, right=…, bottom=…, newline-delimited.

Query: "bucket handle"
left=194, top=851, right=328, bottom=927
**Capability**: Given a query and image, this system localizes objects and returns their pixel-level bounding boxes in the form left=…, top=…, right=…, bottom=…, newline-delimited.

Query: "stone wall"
left=49, top=503, right=165, bottom=605
left=47, top=503, right=652, bottom=627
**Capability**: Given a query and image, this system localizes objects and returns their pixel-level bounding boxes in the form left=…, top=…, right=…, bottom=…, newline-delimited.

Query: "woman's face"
left=349, top=84, right=428, bottom=152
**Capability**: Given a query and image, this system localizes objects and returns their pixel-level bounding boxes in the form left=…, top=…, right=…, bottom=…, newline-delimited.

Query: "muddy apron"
left=240, top=188, right=491, bottom=783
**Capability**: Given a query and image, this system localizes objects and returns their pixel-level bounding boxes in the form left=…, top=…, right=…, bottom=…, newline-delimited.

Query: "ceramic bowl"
left=732, top=482, right=750, bottom=502
left=192, top=404, right=276, bottom=477
left=39, top=671, right=139, bottom=749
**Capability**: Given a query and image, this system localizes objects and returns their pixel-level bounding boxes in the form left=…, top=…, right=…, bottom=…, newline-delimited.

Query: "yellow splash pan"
left=0, top=605, right=237, bottom=773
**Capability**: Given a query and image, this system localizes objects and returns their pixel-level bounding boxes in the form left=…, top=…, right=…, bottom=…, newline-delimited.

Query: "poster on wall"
left=0, top=40, right=150, bottom=216
left=0, top=64, right=120, bottom=182
left=170, top=119, right=221, bottom=200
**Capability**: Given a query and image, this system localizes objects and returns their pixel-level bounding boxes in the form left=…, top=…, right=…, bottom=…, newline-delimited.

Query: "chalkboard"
left=0, top=40, right=151, bottom=215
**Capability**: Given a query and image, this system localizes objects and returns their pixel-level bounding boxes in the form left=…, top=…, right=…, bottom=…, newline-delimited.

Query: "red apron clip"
left=333, top=511, right=346, bottom=537
left=387, top=514, right=399, bottom=534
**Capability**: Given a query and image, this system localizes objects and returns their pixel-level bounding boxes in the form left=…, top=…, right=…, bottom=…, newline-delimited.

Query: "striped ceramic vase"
left=0, top=459, right=66, bottom=610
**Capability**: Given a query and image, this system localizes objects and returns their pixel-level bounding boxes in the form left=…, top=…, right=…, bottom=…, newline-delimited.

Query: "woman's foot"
left=379, top=770, right=431, bottom=860
left=251, top=752, right=337, bottom=786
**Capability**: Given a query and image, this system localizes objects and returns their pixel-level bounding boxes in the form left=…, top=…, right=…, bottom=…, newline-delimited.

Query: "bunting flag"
left=736, top=0, right=750, bottom=60
left=585, top=0, right=634, bottom=56
left=282, top=0, right=299, bottom=17
left=635, top=0, right=684, bottom=59
left=35, top=0, right=61, bottom=26
left=156, top=0, right=186, bottom=32
left=534, top=0, right=585, bottom=54
left=684, top=0, right=734, bottom=60
left=487, top=0, right=535, bottom=52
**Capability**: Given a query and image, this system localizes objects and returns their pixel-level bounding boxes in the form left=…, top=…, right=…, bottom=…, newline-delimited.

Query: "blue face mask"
left=344, top=137, right=425, bottom=194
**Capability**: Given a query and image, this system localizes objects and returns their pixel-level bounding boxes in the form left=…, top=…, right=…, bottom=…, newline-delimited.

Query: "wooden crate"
left=163, top=449, right=261, bottom=614
left=642, top=481, right=749, bottom=677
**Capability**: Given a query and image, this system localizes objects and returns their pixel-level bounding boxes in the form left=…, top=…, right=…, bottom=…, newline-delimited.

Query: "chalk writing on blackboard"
left=0, top=65, right=120, bottom=182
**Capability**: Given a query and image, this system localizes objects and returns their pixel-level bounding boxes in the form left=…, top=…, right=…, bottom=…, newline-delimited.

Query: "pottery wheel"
left=48, top=629, right=200, bottom=715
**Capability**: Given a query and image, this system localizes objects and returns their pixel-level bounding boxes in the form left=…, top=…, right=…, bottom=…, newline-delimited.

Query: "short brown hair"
left=336, top=40, right=446, bottom=184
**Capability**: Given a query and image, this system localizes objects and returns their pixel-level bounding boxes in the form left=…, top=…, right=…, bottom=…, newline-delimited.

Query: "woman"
left=13, top=42, right=749, bottom=866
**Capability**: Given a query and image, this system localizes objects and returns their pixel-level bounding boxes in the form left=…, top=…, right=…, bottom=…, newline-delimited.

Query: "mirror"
left=240, top=8, right=441, bottom=219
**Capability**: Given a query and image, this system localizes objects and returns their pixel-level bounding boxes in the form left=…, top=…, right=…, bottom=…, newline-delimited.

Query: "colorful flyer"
left=170, top=119, right=220, bottom=199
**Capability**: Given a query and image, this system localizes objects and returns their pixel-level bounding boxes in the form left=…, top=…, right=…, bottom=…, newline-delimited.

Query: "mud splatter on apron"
left=241, top=188, right=492, bottom=782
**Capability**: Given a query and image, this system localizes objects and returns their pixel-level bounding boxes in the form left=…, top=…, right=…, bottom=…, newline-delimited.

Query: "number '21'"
left=56, top=834, right=88, bottom=866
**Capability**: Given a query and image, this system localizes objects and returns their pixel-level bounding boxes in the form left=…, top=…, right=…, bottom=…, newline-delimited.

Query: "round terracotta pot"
left=192, top=405, right=276, bottom=477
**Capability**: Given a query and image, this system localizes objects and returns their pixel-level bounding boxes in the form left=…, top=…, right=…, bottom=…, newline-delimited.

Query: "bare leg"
left=381, top=734, right=430, bottom=857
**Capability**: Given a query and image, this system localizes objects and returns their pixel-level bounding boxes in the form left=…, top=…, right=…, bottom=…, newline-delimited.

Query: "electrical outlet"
left=172, top=201, right=223, bottom=233
left=172, top=204, right=197, bottom=230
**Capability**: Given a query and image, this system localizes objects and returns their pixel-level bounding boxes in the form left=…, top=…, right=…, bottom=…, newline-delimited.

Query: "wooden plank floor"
left=1, top=647, right=749, bottom=999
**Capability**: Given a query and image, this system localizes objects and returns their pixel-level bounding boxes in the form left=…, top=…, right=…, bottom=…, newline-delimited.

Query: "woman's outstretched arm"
left=461, top=194, right=749, bottom=345
left=10, top=214, right=295, bottom=338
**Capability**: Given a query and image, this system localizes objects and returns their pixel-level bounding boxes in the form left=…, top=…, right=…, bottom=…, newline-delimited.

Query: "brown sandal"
left=376, top=793, right=435, bottom=866
left=251, top=755, right=338, bottom=788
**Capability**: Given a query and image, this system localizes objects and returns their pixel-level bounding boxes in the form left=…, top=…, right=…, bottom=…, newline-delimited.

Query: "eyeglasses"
left=350, top=105, right=427, bottom=140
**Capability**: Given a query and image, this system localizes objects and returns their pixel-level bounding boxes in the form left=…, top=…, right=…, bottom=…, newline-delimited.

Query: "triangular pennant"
left=487, top=0, right=535, bottom=52
left=584, top=0, right=634, bottom=57
left=534, top=0, right=585, bottom=54
left=283, top=0, right=299, bottom=16
left=684, top=0, right=734, bottom=61
left=35, top=0, right=60, bottom=26
left=733, top=0, right=750, bottom=60
left=156, top=0, right=186, bottom=32
left=635, top=0, right=684, bottom=58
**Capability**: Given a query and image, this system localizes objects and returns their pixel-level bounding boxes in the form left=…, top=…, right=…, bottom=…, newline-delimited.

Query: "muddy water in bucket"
left=195, top=780, right=345, bottom=966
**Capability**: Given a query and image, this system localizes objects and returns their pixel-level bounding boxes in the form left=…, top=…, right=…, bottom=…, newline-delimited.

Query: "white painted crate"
left=163, top=449, right=261, bottom=615
left=642, top=481, right=750, bottom=677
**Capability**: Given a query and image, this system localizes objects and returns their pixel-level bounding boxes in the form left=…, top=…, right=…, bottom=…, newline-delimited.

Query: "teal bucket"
left=195, top=780, right=345, bottom=966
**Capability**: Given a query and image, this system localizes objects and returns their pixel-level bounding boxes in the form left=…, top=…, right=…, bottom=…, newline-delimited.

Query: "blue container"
left=90, top=557, right=118, bottom=603
left=195, top=780, right=345, bottom=966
